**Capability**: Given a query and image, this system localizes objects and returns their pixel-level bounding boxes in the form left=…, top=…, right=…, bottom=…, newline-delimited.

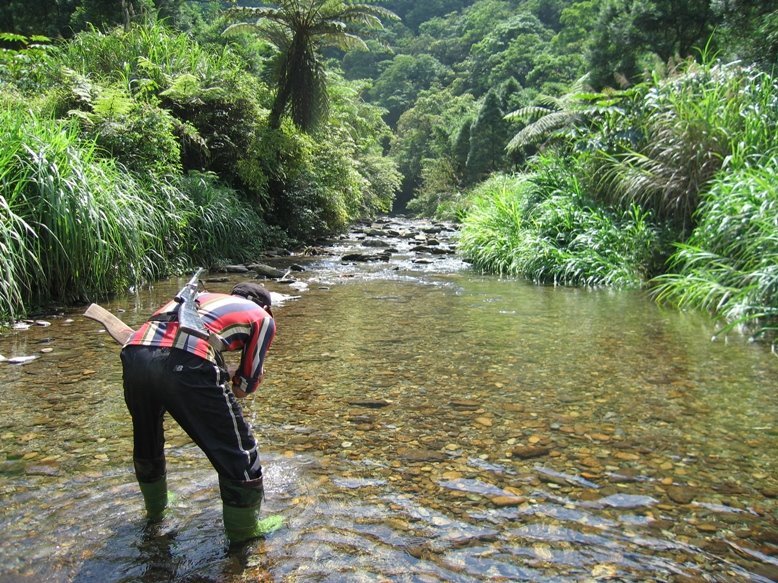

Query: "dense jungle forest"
left=1, top=0, right=776, bottom=343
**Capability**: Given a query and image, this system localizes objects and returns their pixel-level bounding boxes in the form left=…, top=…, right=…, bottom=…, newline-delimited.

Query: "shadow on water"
left=1, top=218, right=777, bottom=581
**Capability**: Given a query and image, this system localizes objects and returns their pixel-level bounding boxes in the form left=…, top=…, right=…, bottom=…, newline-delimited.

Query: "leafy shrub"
left=654, top=157, right=778, bottom=340
left=49, top=23, right=269, bottom=186
left=458, top=160, right=664, bottom=288
left=61, top=73, right=182, bottom=176
left=594, top=61, right=778, bottom=234
left=0, top=108, right=169, bottom=316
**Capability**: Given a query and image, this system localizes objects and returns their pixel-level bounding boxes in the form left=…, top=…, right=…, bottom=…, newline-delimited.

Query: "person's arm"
left=231, top=316, right=275, bottom=397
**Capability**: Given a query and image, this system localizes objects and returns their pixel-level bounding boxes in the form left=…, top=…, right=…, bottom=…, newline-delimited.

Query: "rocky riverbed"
left=1, top=216, right=776, bottom=582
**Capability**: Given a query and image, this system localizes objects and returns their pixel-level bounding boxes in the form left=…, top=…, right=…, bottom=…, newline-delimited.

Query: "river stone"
left=224, top=264, right=250, bottom=273
left=450, top=400, right=480, bottom=410
left=343, top=253, right=381, bottom=262
left=249, top=264, right=287, bottom=278
left=666, top=485, right=697, bottom=504
left=25, top=464, right=60, bottom=476
left=510, top=446, right=551, bottom=460
left=363, top=239, right=390, bottom=248
left=348, top=399, right=391, bottom=409
left=490, top=495, right=526, bottom=507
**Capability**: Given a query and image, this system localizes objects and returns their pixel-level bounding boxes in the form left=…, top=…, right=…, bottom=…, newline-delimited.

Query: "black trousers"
left=120, top=346, right=263, bottom=492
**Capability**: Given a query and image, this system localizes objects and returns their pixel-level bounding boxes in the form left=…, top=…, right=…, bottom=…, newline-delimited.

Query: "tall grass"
left=0, top=106, right=275, bottom=322
left=177, top=171, right=276, bottom=267
left=653, top=156, right=778, bottom=340
left=0, top=109, right=168, bottom=315
left=53, top=22, right=251, bottom=93
left=595, top=62, right=777, bottom=235
left=458, top=162, right=663, bottom=288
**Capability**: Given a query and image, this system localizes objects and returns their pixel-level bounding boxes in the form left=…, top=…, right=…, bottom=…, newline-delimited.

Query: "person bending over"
left=120, top=281, right=275, bottom=544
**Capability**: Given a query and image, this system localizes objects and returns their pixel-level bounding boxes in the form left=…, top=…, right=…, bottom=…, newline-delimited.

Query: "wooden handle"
left=84, top=303, right=136, bottom=345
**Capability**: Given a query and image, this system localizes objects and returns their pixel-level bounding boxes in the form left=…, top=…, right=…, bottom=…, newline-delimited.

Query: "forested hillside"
left=1, top=0, right=776, bottom=341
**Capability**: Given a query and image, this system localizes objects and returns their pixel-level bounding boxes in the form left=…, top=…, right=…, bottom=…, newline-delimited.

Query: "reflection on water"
left=0, top=218, right=776, bottom=582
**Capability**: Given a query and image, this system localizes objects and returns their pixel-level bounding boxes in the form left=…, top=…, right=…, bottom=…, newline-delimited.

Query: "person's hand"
left=233, top=385, right=248, bottom=399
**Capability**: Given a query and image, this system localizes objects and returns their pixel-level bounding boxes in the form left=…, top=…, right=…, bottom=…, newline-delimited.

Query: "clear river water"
left=0, top=217, right=776, bottom=582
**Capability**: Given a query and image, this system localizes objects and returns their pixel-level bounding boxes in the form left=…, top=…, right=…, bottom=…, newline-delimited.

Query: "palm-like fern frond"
left=223, top=1, right=397, bottom=131
left=505, top=76, right=599, bottom=152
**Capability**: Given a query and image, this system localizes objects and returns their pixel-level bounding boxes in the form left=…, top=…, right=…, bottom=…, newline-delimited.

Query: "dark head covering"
left=231, top=282, right=272, bottom=313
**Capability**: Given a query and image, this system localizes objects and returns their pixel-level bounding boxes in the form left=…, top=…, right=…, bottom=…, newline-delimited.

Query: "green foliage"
left=0, top=101, right=275, bottom=322
left=389, top=87, right=477, bottom=207
left=64, top=72, right=182, bottom=176
left=587, top=0, right=719, bottom=90
left=595, top=61, right=778, bottom=234
left=0, top=1, right=78, bottom=38
left=50, top=22, right=269, bottom=186
left=407, top=156, right=465, bottom=219
left=0, top=108, right=166, bottom=316
left=0, top=33, right=55, bottom=94
left=176, top=171, right=276, bottom=266
left=458, top=162, right=664, bottom=287
left=466, top=12, right=553, bottom=93
left=465, top=89, right=510, bottom=183
left=653, top=157, right=778, bottom=341
left=223, top=0, right=398, bottom=131
left=713, top=1, right=778, bottom=67
left=70, top=0, right=156, bottom=32
left=368, top=53, right=453, bottom=126
left=237, top=77, right=402, bottom=241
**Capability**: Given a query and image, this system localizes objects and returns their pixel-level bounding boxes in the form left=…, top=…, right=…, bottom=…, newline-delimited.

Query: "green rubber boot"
left=138, top=477, right=168, bottom=522
left=220, top=475, right=283, bottom=544
left=222, top=504, right=284, bottom=543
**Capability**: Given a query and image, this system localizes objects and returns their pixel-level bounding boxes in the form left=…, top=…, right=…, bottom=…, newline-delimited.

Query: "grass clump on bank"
left=0, top=104, right=270, bottom=323
left=458, top=164, right=664, bottom=288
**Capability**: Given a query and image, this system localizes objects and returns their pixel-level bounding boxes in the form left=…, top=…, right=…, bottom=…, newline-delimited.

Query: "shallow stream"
left=0, top=217, right=776, bottom=582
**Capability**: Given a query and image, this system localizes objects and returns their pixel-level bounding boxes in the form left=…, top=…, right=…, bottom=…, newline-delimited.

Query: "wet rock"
left=342, top=253, right=390, bottom=262
left=249, top=264, right=287, bottom=278
left=25, top=464, right=60, bottom=476
left=666, top=485, right=697, bottom=504
left=596, top=494, right=658, bottom=508
left=759, top=486, right=778, bottom=498
left=510, top=446, right=551, bottom=460
left=490, top=495, right=526, bottom=507
left=347, top=399, right=392, bottom=409
left=535, top=467, right=600, bottom=489
left=450, top=400, right=480, bottom=410
left=429, top=247, right=455, bottom=255
left=363, top=240, right=390, bottom=248
left=223, top=264, right=250, bottom=273
left=5, top=355, right=39, bottom=365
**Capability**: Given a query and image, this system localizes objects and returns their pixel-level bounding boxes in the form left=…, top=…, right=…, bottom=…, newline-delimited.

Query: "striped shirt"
left=124, top=292, right=275, bottom=394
